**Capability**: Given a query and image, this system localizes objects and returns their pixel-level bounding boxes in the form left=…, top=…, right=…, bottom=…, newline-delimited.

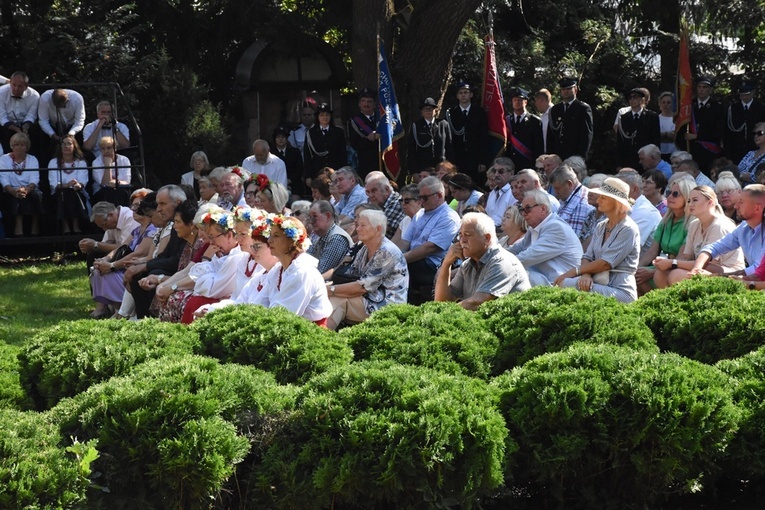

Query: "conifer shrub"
left=635, top=277, right=765, bottom=363
left=249, top=361, right=510, bottom=509
left=0, top=409, right=89, bottom=509
left=193, top=305, right=353, bottom=384
left=716, top=347, right=765, bottom=481
left=479, top=286, right=656, bottom=373
left=18, top=319, right=200, bottom=410
left=340, top=301, right=498, bottom=379
left=0, top=343, right=31, bottom=410
left=493, top=343, right=740, bottom=509
left=50, top=355, right=298, bottom=510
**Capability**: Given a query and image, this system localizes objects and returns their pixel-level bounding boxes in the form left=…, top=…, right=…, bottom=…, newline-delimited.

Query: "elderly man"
left=400, top=175, right=461, bottom=303
left=82, top=100, right=130, bottom=158
left=483, top=157, right=517, bottom=227
left=79, top=201, right=140, bottom=277
left=508, top=190, right=582, bottom=286
left=675, top=159, right=715, bottom=188
left=307, top=200, right=353, bottom=274
left=549, top=164, right=593, bottom=239
left=365, top=175, right=404, bottom=238
left=333, top=166, right=368, bottom=228
left=129, top=185, right=188, bottom=318
left=638, top=144, right=672, bottom=179
left=37, top=88, right=86, bottom=141
left=326, top=209, right=408, bottom=329
left=0, top=71, right=39, bottom=153
left=242, top=139, right=288, bottom=188
left=690, top=184, right=765, bottom=278
left=515, top=168, right=560, bottom=213
left=616, top=168, right=661, bottom=253
left=216, top=171, right=247, bottom=211
left=435, top=212, right=529, bottom=309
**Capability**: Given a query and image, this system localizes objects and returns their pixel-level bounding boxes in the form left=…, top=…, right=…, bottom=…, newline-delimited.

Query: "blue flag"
left=377, top=38, right=404, bottom=179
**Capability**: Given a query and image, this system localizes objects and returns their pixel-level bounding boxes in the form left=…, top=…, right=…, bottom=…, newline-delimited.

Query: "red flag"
left=481, top=34, right=507, bottom=161
left=675, top=21, right=693, bottom=136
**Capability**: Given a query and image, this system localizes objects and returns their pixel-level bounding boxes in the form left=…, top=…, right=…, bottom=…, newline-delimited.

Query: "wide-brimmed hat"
left=448, top=172, right=479, bottom=191
left=420, top=97, right=437, bottom=108
left=588, top=177, right=634, bottom=209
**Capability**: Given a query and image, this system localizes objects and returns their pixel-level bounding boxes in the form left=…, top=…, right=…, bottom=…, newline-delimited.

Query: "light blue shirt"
left=702, top=220, right=765, bottom=276
left=403, top=202, right=461, bottom=268
left=336, top=184, right=367, bottom=219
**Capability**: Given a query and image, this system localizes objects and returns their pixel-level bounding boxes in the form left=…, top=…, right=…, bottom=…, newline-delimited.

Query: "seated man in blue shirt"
left=400, top=176, right=461, bottom=303
left=435, top=212, right=530, bottom=310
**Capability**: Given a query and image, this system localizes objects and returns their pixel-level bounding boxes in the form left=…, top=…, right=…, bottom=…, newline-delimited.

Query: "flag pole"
left=377, top=28, right=383, bottom=175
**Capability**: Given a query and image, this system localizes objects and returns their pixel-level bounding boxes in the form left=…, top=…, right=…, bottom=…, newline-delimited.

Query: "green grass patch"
left=0, top=262, right=91, bottom=347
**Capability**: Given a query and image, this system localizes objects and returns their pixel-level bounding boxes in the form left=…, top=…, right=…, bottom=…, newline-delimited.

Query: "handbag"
left=109, top=244, right=133, bottom=263
left=592, top=271, right=610, bottom=285
left=332, top=263, right=361, bottom=285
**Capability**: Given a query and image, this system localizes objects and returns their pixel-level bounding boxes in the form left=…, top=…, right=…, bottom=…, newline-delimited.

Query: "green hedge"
left=249, top=361, right=510, bottom=509
left=0, top=409, right=90, bottom=509
left=636, top=277, right=765, bottom=363
left=340, top=302, right=499, bottom=379
left=193, top=305, right=353, bottom=384
left=479, top=287, right=656, bottom=373
left=50, top=355, right=297, bottom=510
left=493, top=343, right=740, bottom=509
left=0, top=343, right=31, bottom=410
left=18, top=319, right=200, bottom=410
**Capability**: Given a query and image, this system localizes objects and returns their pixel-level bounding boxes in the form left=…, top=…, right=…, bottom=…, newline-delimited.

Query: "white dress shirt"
left=0, top=84, right=39, bottom=127
left=37, top=89, right=86, bottom=137
left=241, top=152, right=288, bottom=188
left=83, top=120, right=131, bottom=158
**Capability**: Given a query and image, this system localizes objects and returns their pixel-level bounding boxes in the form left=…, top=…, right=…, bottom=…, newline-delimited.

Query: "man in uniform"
left=446, top=81, right=488, bottom=182
left=505, top=87, right=543, bottom=171
left=347, top=87, right=380, bottom=179
left=615, top=88, right=660, bottom=171
left=681, top=75, right=724, bottom=175
left=547, top=77, right=593, bottom=161
left=303, top=103, right=346, bottom=184
left=725, top=78, right=765, bottom=164
left=408, top=97, right=451, bottom=175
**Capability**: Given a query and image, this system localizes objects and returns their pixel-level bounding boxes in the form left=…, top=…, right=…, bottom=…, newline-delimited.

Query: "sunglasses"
left=754, top=131, right=765, bottom=136
left=517, top=203, right=541, bottom=214
left=400, top=197, right=418, bottom=204
left=418, top=192, right=438, bottom=202
left=668, top=191, right=683, bottom=198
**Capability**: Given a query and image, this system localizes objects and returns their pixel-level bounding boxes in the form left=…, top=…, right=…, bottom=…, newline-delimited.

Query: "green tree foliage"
left=18, top=318, right=200, bottom=410
left=250, top=361, right=509, bottom=509
left=493, top=342, right=741, bottom=509
left=193, top=305, right=353, bottom=384
left=479, top=286, right=656, bottom=373
left=634, top=276, right=765, bottom=363
left=50, top=355, right=297, bottom=510
left=340, top=301, right=499, bottom=379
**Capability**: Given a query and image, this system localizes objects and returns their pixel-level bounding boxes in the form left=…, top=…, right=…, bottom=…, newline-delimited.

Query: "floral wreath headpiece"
left=266, top=214, right=310, bottom=251
left=254, top=173, right=271, bottom=192
left=233, top=205, right=256, bottom=223
left=251, top=214, right=271, bottom=240
left=201, top=206, right=235, bottom=231
left=228, top=166, right=250, bottom=183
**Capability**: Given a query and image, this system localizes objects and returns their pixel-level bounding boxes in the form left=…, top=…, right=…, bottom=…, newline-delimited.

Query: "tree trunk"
left=351, top=0, right=395, bottom=92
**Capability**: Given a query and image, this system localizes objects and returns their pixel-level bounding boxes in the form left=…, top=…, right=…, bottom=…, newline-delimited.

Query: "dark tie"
left=516, top=115, right=521, bottom=125
left=699, top=101, right=704, bottom=109
left=462, top=109, right=468, bottom=117
left=322, top=128, right=328, bottom=135
left=279, top=150, right=284, bottom=158
left=634, top=113, right=639, bottom=122
left=744, top=105, right=749, bottom=111
left=563, top=103, right=568, bottom=113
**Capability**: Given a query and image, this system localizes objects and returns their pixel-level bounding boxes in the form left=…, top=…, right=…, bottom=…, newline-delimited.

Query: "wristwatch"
left=671, top=259, right=678, bottom=270
left=329, top=285, right=336, bottom=296
left=749, top=282, right=756, bottom=290
left=109, top=262, right=115, bottom=271
left=171, top=283, right=178, bottom=292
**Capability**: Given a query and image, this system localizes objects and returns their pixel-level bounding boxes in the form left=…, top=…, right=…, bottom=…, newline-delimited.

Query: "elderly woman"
left=193, top=215, right=279, bottom=318
left=246, top=173, right=289, bottom=214
left=580, top=173, right=608, bottom=251
left=197, top=176, right=218, bottom=205
left=181, top=151, right=210, bottom=196
left=634, top=175, right=694, bottom=295
left=715, top=171, right=743, bottom=224
left=307, top=199, right=353, bottom=274
left=48, top=135, right=89, bottom=234
left=326, top=209, right=409, bottom=330
left=0, top=132, right=42, bottom=236
left=653, top=185, right=744, bottom=287
left=554, top=177, right=641, bottom=303
left=392, top=184, right=421, bottom=248
left=250, top=215, right=331, bottom=325
left=642, top=169, right=668, bottom=216
left=89, top=189, right=155, bottom=318
left=498, top=204, right=527, bottom=249
left=739, top=122, right=765, bottom=184
left=91, top=136, right=131, bottom=206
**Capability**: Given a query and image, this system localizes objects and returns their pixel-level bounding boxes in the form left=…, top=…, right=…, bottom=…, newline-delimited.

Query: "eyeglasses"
left=418, top=192, right=438, bottom=202
left=251, top=243, right=266, bottom=251
left=210, top=232, right=227, bottom=239
left=244, top=191, right=257, bottom=198
left=668, top=191, right=683, bottom=198
left=754, top=131, right=765, bottom=137
left=493, top=168, right=510, bottom=175
left=517, top=203, right=541, bottom=214
left=399, top=197, right=418, bottom=204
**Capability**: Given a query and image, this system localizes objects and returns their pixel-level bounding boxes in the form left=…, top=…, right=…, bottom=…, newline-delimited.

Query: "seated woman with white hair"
left=554, top=177, right=641, bottom=303
left=325, top=209, right=409, bottom=330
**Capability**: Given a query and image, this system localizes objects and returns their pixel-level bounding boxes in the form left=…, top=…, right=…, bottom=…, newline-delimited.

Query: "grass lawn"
left=0, top=261, right=92, bottom=347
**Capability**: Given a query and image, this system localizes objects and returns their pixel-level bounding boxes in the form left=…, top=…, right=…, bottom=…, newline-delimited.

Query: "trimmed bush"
left=250, top=361, right=510, bottom=509
left=0, top=409, right=89, bottom=508
left=636, top=277, right=765, bottom=363
left=479, top=286, right=656, bottom=373
left=717, top=347, right=765, bottom=481
left=0, top=343, right=32, bottom=410
left=50, top=355, right=298, bottom=510
left=493, top=343, right=740, bottom=509
left=193, top=305, right=353, bottom=384
left=340, top=301, right=498, bottom=379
